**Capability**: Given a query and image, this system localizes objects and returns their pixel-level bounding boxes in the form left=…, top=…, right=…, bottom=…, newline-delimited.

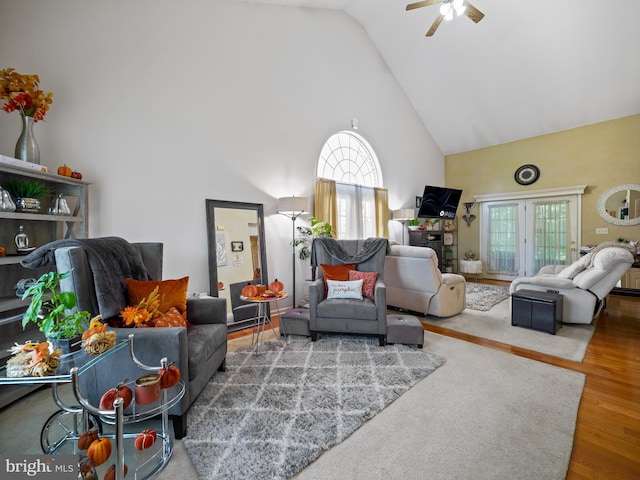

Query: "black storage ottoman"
left=511, top=289, right=563, bottom=335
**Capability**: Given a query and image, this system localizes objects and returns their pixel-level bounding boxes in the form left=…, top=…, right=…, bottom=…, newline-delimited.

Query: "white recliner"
left=509, top=246, right=634, bottom=324
left=384, top=245, right=466, bottom=317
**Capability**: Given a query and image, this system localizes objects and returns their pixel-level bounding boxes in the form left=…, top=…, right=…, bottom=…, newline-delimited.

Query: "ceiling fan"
left=406, top=0, right=485, bottom=37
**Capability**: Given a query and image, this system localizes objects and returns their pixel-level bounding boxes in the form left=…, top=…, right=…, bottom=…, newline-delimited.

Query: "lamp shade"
left=393, top=208, right=415, bottom=221
left=278, top=196, right=308, bottom=216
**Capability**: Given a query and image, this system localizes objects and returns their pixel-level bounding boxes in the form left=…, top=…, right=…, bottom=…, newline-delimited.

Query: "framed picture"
left=231, top=241, right=244, bottom=252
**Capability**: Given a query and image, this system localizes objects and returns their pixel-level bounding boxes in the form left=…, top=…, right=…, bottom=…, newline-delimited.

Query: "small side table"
left=459, top=260, right=482, bottom=282
left=240, top=293, right=287, bottom=353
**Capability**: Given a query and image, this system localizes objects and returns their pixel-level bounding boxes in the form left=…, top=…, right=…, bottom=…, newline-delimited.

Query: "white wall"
left=0, top=0, right=443, bottom=306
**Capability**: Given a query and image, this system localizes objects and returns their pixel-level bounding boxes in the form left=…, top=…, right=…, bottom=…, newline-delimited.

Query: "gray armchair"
left=309, top=238, right=389, bottom=345
left=53, top=241, right=227, bottom=438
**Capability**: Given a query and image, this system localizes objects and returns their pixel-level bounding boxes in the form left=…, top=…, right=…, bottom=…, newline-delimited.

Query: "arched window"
left=317, top=131, right=383, bottom=239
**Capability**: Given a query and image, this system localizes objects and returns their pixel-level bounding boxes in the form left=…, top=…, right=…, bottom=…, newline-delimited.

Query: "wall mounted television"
left=417, top=185, right=463, bottom=219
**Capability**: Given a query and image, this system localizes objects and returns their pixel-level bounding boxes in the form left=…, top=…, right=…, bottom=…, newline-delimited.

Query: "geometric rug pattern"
left=184, top=335, right=445, bottom=479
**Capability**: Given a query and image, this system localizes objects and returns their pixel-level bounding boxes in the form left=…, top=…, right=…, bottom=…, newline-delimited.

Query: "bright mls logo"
left=1, top=455, right=77, bottom=479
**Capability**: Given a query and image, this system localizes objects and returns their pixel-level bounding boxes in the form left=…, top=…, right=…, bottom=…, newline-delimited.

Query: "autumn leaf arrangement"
left=1, top=68, right=53, bottom=121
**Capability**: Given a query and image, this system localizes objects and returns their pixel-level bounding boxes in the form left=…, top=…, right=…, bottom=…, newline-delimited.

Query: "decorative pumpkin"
left=269, top=279, right=284, bottom=293
left=241, top=283, right=258, bottom=298
left=78, top=429, right=99, bottom=450
left=57, top=164, right=72, bottom=177
left=104, top=463, right=128, bottom=480
left=158, top=362, right=180, bottom=389
left=87, top=437, right=112, bottom=466
left=134, top=429, right=157, bottom=450
left=0, top=245, right=5, bottom=257
left=99, top=382, right=133, bottom=410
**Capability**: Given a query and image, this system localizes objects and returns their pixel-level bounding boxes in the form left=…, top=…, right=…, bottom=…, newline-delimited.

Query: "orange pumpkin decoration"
left=57, top=164, right=72, bottom=177
left=77, top=429, right=99, bottom=450
left=134, top=429, right=157, bottom=450
left=87, top=437, right=112, bottom=466
left=158, top=362, right=180, bottom=389
left=269, top=279, right=284, bottom=293
left=241, top=283, right=258, bottom=298
left=0, top=245, right=5, bottom=257
left=104, top=463, right=128, bottom=480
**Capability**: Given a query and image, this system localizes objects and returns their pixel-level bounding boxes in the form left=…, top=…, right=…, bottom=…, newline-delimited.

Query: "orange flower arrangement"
left=1, top=68, right=53, bottom=122
left=120, top=286, right=163, bottom=328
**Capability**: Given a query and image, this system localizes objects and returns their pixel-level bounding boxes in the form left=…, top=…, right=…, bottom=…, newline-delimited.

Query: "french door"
left=479, top=187, right=584, bottom=280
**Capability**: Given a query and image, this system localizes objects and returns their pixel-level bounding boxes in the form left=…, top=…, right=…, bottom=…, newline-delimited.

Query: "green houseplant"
left=21, top=270, right=90, bottom=352
left=4, top=179, right=52, bottom=213
left=4, top=179, right=51, bottom=199
left=294, top=216, right=334, bottom=260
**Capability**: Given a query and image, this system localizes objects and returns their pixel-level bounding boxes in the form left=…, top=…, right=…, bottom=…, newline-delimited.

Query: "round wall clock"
left=514, top=164, right=540, bottom=186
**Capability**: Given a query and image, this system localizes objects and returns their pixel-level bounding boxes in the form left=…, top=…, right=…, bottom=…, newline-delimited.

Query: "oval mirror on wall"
left=596, top=184, right=640, bottom=226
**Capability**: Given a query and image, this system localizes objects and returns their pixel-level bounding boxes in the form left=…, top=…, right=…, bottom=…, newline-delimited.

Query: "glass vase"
left=14, top=114, right=40, bottom=164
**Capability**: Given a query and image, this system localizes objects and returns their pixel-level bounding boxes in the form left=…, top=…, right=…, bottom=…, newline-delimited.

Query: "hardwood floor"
left=229, top=286, right=640, bottom=479
left=423, top=282, right=640, bottom=480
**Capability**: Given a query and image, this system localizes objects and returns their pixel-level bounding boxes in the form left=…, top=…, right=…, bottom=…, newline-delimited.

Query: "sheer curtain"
left=335, top=182, right=375, bottom=239
left=532, top=200, right=569, bottom=272
left=487, top=203, right=519, bottom=275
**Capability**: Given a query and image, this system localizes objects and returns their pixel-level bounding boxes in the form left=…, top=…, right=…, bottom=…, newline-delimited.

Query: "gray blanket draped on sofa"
left=21, top=236, right=151, bottom=319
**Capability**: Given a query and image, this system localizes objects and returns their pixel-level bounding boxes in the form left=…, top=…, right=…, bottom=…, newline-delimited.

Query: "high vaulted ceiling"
left=234, top=0, right=640, bottom=155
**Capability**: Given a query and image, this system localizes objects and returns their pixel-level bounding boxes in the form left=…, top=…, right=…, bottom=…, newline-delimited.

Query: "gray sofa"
left=53, top=241, right=227, bottom=438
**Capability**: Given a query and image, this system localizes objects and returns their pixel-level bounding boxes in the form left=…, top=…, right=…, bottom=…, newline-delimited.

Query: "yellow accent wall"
left=445, top=114, right=640, bottom=261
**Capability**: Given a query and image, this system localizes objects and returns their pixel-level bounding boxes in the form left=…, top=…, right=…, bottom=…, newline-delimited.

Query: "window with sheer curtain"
left=316, top=131, right=386, bottom=239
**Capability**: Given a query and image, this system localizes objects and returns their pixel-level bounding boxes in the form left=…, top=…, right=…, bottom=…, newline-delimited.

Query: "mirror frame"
left=205, top=199, right=268, bottom=296
left=596, top=184, right=640, bottom=226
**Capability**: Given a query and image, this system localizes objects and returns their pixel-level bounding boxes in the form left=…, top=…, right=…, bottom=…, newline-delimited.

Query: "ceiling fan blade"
left=406, top=0, right=440, bottom=11
left=426, top=14, right=444, bottom=36
left=463, top=1, right=485, bottom=23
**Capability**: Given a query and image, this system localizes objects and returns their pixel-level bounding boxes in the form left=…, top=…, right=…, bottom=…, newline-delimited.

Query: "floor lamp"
left=393, top=208, right=415, bottom=245
left=278, top=196, right=308, bottom=308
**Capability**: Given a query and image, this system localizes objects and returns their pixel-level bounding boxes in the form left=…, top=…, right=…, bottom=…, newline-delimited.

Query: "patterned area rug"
left=183, top=336, right=445, bottom=480
left=465, top=283, right=510, bottom=311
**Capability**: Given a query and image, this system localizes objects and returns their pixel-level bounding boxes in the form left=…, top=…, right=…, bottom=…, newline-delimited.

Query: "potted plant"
left=444, top=246, right=454, bottom=260
left=408, top=218, right=421, bottom=231
left=3, top=179, right=51, bottom=212
left=294, top=216, right=334, bottom=260
left=442, top=260, right=454, bottom=273
left=21, top=270, right=91, bottom=353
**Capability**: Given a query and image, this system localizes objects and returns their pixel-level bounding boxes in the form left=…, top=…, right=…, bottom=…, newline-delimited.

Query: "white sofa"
left=384, top=245, right=466, bottom=317
left=509, top=246, right=634, bottom=324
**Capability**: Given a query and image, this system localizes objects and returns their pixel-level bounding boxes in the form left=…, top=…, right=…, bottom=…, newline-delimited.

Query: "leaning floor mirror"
left=206, top=199, right=269, bottom=331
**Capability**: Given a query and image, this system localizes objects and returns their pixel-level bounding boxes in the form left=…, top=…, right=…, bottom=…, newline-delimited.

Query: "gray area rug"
left=423, top=298, right=595, bottom=361
left=295, top=332, right=586, bottom=480
left=466, top=283, right=510, bottom=311
left=183, top=336, right=445, bottom=480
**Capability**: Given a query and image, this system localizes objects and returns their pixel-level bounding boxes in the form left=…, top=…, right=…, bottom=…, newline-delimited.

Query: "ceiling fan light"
left=452, top=0, right=464, bottom=9
left=455, top=4, right=466, bottom=16
left=444, top=9, right=454, bottom=21
left=439, top=4, right=451, bottom=16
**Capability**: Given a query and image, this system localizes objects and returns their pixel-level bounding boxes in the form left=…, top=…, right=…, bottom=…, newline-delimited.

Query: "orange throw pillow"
left=320, top=263, right=356, bottom=294
left=126, top=276, right=189, bottom=319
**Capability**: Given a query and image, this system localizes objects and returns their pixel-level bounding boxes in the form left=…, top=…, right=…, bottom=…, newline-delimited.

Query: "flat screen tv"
left=417, top=185, right=463, bottom=219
